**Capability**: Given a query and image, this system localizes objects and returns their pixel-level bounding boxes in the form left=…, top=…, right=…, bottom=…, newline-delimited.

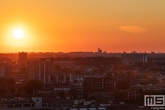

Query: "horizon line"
left=0, top=51, right=164, bottom=54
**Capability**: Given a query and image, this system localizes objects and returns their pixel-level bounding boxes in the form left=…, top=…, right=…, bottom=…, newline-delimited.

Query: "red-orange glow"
left=0, top=1, right=165, bottom=52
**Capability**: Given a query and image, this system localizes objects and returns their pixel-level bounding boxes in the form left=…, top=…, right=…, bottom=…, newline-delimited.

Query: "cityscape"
left=1, top=0, right=165, bottom=110
left=0, top=50, right=165, bottom=110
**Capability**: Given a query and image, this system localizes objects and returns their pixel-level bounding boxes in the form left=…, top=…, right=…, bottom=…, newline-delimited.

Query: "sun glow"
left=13, top=29, right=24, bottom=39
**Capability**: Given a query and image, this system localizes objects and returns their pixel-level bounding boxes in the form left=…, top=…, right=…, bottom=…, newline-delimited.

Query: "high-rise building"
left=18, top=52, right=27, bottom=70
left=27, top=58, right=55, bottom=84
left=27, top=58, right=75, bottom=84
left=38, top=58, right=54, bottom=84
left=121, top=51, right=147, bottom=63
left=27, top=58, right=39, bottom=80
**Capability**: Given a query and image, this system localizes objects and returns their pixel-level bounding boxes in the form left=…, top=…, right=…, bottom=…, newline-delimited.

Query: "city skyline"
left=0, top=0, right=165, bottom=52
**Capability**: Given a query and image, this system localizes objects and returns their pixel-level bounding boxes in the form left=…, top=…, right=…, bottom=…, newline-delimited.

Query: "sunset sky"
left=0, top=0, right=165, bottom=53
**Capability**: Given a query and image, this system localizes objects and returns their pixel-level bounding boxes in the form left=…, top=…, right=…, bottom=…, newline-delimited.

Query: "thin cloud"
left=118, top=26, right=146, bottom=33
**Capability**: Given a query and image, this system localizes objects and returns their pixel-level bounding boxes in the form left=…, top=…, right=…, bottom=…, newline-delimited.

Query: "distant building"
left=0, top=97, right=43, bottom=109
left=115, top=88, right=141, bottom=101
left=0, top=63, right=12, bottom=78
left=134, top=76, right=157, bottom=85
left=121, top=51, right=147, bottom=63
left=18, top=52, right=27, bottom=70
left=54, top=74, right=71, bottom=83
left=98, top=48, right=102, bottom=53
left=27, top=58, right=39, bottom=80
left=83, top=77, right=115, bottom=101
left=38, top=58, right=54, bottom=84
left=27, top=58, right=76, bottom=84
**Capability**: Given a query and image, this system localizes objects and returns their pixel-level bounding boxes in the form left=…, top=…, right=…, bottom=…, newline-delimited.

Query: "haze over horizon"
left=0, top=0, right=165, bottom=52
left=0, top=50, right=164, bottom=54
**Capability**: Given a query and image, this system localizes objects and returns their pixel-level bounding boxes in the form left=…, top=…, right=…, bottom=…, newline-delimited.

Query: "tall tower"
left=18, top=52, right=27, bottom=70
left=38, top=58, right=54, bottom=84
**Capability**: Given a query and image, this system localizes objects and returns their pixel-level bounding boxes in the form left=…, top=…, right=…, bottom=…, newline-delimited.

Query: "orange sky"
left=0, top=0, right=165, bottom=53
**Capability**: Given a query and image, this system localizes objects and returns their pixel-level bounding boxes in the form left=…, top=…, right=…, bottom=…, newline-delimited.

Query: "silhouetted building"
left=27, top=58, right=39, bottom=80
left=38, top=58, right=54, bottom=84
left=54, top=74, right=71, bottom=83
left=27, top=58, right=55, bottom=84
left=18, top=52, right=27, bottom=70
left=83, top=77, right=115, bottom=101
left=0, top=63, right=12, bottom=78
left=98, top=48, right=102, bottom=53
left=134, top=76, right=157, bottom=85
left=27, top=58, right=76, bottom=84
left=121, top=51, right=147, bottom=63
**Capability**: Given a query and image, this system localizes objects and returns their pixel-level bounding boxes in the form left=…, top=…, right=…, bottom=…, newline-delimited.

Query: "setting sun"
left=0, top=0, right=165, bottom=52
left=13, top=29, right=24, bottom=39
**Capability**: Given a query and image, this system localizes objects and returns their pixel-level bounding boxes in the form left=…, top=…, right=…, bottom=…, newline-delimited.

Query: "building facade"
left=0, top=63, right=13, bottom=78
left=28, top=58, right=75, bottom=84
left=121, top=52, right=147, bottom=63
left=18, top=52, right=27, bottom=70
left=83, top=77, right=115, bottom=101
